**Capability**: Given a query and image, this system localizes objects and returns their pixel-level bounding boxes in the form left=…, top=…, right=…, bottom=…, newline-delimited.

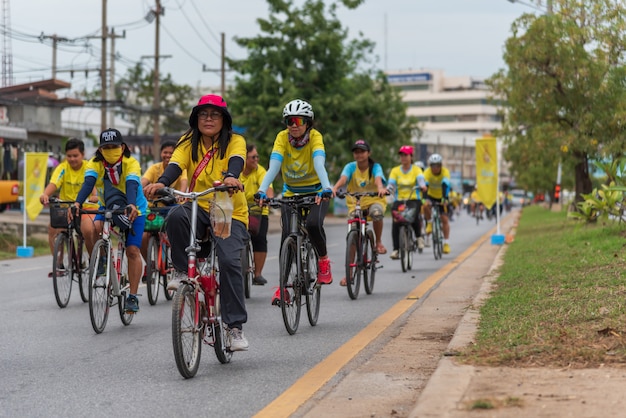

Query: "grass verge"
left=0, top=234, right=49, bottom=260
left=462, top=205, right=626, bottom=368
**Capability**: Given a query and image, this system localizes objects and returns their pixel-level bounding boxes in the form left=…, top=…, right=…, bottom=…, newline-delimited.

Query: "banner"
left=475, top=136, right=498, bottom=209
left=25, top=152, right=49, bottom=221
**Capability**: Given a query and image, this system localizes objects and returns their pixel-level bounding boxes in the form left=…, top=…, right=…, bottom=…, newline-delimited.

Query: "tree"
left=225, top=0, right=418, bottom=184
left=488, top=0, right=626, bottom=203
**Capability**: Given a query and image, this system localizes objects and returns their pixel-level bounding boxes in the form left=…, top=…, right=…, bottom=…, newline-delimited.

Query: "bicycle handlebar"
left=156, top=184, right=237, bottom=201
left=336, top=191, right=387, bottom=199
left=266, top=195, right=318, bottom=209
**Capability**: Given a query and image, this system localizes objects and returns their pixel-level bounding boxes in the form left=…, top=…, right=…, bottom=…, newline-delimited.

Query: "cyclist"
left=387, top=145, right=426, bottom=260
left=140, top=141, right=187, bottom=281
left=332, top=139, right=388, bottom=286
left=144, top=94, right=249, bottom=351
left=40, top=138, right=98, bottom=276
left=255, top=99, right=335, bottom=304
left=422, top=153, right=452, bottom=254
left=240, top=143, right=274, bottom=286
left=470, top=185, right=484, bottom=219
left=72, top=128, right=148, bottom=313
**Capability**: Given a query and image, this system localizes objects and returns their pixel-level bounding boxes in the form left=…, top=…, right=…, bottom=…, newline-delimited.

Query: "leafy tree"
left=488, top=0, right=626, bottom=204
left=225, top=0, right=418, bottom=185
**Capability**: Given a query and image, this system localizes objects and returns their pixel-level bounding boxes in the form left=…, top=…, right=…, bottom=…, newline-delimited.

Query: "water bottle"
left=211, top=181, right=233, bottom=239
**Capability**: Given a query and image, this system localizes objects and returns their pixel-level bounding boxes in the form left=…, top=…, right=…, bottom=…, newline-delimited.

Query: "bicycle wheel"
left=305, top=243, right=320, bottom=326
left=162, top=244, right=174, bottom=301
left=280, top=236, right=301, bottom=335
left=363, top=229, right=377, bottom=295
left=344, top=230, right=361, bottom=300
left=212, top=289, right=233, bottom=364
left=146, top=235, right=160, bottom=305
left=76, top=236, right=90, bottom=303
left=241, top=241, right=253, bottom=299
left=89, top=239, right=110, bottom=334
left=399, top=225, right=412, bottom=273
left=433, top=216, right=442, bottom=260
left=52, top=232, right=72, bottom=308
left=118, top=253, right=134, bottom=325
left=172, top=283, right=202, bottom=378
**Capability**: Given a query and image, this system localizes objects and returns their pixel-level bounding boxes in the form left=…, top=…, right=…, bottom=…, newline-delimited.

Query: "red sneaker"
left=271, top=287, right=290, bottom=306
left=317, top=257, right=333, bottom=285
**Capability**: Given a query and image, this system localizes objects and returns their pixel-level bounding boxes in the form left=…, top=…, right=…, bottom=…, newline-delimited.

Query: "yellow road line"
left=254, top=230, right=493, bottom=418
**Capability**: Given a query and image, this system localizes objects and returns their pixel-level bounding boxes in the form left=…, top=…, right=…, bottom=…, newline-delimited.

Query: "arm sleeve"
left=76, top=176, right=96, bottom=204
left=157, top=163, right=183, bottom=187
left=259, top=158, right=281, bottom=193
left=225, top=156, right=244, bottom=178
left=126, top=180, right=139, bottom=205
left=313, top=154, right=331, bottom=189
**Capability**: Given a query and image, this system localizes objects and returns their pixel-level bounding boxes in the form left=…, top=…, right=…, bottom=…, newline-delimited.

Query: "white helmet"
left=283, top=99, right=314, bottom=119
left=415, top=161, right=425, bottom=169
left=428, top=153, right=442, bottom=165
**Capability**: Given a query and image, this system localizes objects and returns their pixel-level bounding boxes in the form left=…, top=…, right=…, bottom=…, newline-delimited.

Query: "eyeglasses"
left=284, top=116, right=307, bottom=127
left=248, top=155, right=259, bottom=160
left=198, top=110, right=223, bottom=120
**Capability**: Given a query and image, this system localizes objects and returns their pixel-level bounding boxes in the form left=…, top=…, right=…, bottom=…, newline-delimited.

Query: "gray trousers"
left=166, top=203, right=247, bottom=329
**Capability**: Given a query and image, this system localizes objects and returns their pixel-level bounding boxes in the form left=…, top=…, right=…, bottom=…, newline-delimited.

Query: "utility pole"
left=152, top=0, right=163, bottom=160
left=39, top=34, right=70, bottom=79
left=202, top=32, right=231, bottom=97
left=100, top=0, right=108, bottom=134
left=108, top=28, right=125, bottom=128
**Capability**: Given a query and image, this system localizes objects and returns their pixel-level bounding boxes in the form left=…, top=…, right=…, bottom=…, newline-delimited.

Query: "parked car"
left=510, top=189, right=529, bottom=207
left=0, top=180, right=21, bottom=212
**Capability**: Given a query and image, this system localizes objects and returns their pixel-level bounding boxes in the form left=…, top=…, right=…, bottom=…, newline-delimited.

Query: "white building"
left=386, top=69, right=510, bottom=190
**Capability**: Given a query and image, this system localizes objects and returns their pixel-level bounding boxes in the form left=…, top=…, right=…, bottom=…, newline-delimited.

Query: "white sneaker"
left=167, top=270, right=187, bottom=291
left=389, top=250, right=399, bottom=260
left=417, top=237, right=425, bottom=250
left=228, top=327, right=249, bottom=351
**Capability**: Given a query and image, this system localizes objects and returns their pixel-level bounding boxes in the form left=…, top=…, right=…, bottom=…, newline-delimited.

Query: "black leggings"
left=280, top=198, right=329, bottom=258
left=391, top=199, right=422, bottom=251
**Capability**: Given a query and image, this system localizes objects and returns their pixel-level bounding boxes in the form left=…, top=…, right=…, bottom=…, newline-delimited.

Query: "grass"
left=0, top=234, right=49, bottom=260
left=462, top=205, right=626, bottom=368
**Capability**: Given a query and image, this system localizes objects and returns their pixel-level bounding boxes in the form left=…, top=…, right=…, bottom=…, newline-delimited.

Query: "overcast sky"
left=8, top=0, right=543, bottom=96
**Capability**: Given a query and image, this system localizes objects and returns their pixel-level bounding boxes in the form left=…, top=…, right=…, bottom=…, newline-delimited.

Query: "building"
left=386, top=69, right=511, bottom=190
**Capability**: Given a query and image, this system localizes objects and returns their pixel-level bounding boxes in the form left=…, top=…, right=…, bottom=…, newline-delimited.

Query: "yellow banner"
left=25, top=152, right=49, bottom=221
left=475, top=136, right=498, bottom=209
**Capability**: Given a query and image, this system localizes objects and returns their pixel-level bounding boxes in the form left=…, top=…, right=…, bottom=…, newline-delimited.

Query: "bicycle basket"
left=392, top=204, right=416, bottom=224
left=49, top=202, right=71, bottom=229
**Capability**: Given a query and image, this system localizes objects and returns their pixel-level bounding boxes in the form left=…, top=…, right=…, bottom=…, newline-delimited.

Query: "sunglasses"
left=284, top=116, right=307, bottom=127
left=198, top=110, right=223, bottom=120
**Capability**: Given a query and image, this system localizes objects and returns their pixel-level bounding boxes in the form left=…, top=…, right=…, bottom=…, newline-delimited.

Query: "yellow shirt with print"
left=170, top=134, right=248, bottom=227
left=345, top=166, right=387, bottom=214
left=272, top=128, right=324, bottom=196
left=240, top=165, right=270, bottom=216
left=143, top=162, right=187, bottom=191
left=423, top=167, right=451, bottom=200
left=49, top=160, right=99, bottom=209
left=388, top=165, right=423, bottom=201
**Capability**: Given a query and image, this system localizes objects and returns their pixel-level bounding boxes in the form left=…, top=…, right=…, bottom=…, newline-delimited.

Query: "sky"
left=7, top=0, right=545, bottom=96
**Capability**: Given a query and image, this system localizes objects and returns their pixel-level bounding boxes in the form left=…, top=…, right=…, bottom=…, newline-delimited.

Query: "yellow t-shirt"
left=240, top=165, right=270, bottom=216
left=49, top=160, right=98, bottom=209
left=143, top=162, right=187, bottom=191
left=342, top=161, right=387, bottom=214
left=388, top=165, right=423, bottom=201
left=271, top=128, right=325, bottom=196
left=170, top=133, right=248, bottom=226
left=423, top=167, right=451, bottom=200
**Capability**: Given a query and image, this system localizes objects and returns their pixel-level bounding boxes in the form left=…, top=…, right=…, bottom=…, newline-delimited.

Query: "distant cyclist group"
left=39, top=95, right=468, bottom=375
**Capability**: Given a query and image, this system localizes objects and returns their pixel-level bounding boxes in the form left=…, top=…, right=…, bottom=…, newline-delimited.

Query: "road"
left=0, top=211, right=496, bottom=417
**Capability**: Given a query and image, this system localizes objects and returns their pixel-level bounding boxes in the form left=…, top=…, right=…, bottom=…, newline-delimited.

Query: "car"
left=0, top=180, right=21, bottom=212
left=510, top=189, right=529, bottom=207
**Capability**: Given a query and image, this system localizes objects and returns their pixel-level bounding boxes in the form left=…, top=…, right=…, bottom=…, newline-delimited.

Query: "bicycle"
left=431, top=202, right=445, bottom=260
left=336, top=191, right=381, bottom=300
left=48, top=198, right=90, bottom=308
left=241, top=235, right=254, bottom=299
left=267, top=195, right=321, bottom=335
left=144, top=198, right=176, bottom=305
left=157, top=183, right=239, bottom=378
left=81, top=206, right=136, bottom=334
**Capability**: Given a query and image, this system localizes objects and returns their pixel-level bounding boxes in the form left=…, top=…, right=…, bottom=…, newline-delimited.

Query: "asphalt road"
left=0, top=211, right=497, bottom=418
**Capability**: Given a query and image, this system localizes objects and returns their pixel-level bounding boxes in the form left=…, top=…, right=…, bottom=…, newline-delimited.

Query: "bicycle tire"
left=433, top=215, right=443, bottom=260
left=363, top=229, right=377, bottom=295
left=118, top=253, right=134, bottom=326
left=162, top=244, right=174, bottom=301
left=280, top=236, right=301, bottom=335
left=399, top=225, right=411, bottom=272
left=89, top=239, right=110, bottom=334
left=212, top=279, right=233, bottom=364
left=305, top=243, right=320, bottom=326
left=172, top=283, right=202, bottom=378
left=146, top=235, right=160, bottom=305
left=241, top=241, right=253, bottom=299
left=76, top=236, right=90, bottom=303
left=345, top=230, right=361, bottom=300
left=52, top=232, right=72, bottom=308
left=407, top=227, right=414, bottom=271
